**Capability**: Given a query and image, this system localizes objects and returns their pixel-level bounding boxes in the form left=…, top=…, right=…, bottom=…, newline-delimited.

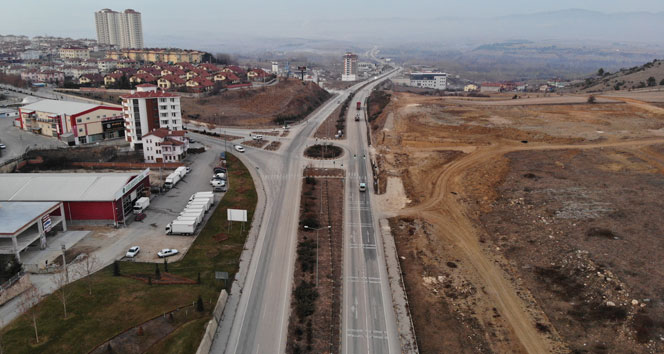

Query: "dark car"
left=135, top=213, right=146, bottom=221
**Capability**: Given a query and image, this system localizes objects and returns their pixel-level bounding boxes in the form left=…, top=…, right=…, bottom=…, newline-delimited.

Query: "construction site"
left=370, top=88, right=664, bottom=353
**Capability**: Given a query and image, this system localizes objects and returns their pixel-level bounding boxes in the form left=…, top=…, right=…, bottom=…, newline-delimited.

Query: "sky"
left=1, top=1, right=663, bottom=48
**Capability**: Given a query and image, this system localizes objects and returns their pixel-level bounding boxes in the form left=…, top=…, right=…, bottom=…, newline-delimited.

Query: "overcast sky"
left=1, top=0, right=663, bottom=48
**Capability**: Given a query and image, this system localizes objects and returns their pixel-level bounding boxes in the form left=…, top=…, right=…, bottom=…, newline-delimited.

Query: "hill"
left=181, top=80, right=330, bottom=127
left=580, top=59, right=664, bottom=92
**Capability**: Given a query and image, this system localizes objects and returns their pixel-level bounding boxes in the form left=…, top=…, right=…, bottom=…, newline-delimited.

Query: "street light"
left=304, top=225, right=331, bottom=287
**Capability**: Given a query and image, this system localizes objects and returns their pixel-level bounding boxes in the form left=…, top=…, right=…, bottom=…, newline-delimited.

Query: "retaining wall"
left=196, top=290, right=228, bottom=354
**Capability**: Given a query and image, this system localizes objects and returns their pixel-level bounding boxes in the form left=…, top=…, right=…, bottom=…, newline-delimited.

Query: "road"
left=342, top=74, right=401, bottom=354
left=200, top=68, right=399, bottom=354
left=0, top=113, right=65, bottom=164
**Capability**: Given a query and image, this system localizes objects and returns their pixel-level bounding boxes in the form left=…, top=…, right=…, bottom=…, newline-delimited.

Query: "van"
left=253, top=134, right=263, bottom=141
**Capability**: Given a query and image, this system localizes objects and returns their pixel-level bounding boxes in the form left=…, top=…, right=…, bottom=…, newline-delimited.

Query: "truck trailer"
left=166, top=220, right=196, bottom=235
left=356, top=101, right=361, bottom=110
left=133, top=197, right=150, bottom=214
left=164, top=172, right=181, bottom=189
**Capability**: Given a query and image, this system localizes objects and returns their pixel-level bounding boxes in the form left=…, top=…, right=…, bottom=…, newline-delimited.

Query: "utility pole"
left=61, top=244, right=68, bottom=284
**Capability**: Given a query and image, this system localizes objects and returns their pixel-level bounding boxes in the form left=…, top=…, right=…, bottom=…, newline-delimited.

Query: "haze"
left=1, top=0, right=664, bottom=51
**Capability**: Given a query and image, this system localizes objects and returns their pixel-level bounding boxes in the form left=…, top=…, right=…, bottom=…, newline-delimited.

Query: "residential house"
left=157, top=75, right=186, bottom=90
left=185, top=77, right=215, bottom=92
left=79, top=73, right=104, bottom=86
left=129, top=73, right=157, bottom=85
left=97, top=58, right=118, bottom=73
left=247, top=68, right=269, bottom=81
left=480, top=83, right=503, bottom=93
left=464, top=84, right=478, bottom=92
left=142, top=128, right=189, bottom=163
left=104, top=72, right=124, bottom=87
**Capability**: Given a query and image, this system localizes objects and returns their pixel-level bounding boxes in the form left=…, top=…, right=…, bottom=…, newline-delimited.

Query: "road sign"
left=42, top=214, right=52, bottom=232
left=227, top=209, right=247, bottom=222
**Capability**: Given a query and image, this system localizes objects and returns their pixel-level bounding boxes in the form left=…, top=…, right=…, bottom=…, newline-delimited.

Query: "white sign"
left=227, top=209, right=247, bottom=222
left=114, top=168, right=150, bottom=200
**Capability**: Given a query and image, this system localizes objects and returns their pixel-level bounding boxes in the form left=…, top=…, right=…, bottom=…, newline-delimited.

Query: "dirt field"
left=181, top=80, right=330, bottom=127
left=373, top=91, right=664, bottom=353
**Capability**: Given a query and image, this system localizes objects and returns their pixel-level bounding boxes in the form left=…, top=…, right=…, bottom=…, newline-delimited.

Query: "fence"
left=196, top=290, right=228, bottom=354
left=71, top=161, right=184, bottom=170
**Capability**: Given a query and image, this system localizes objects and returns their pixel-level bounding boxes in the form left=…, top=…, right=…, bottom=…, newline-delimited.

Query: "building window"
left=159, top=98, right=166, bottom=102
left=171, top=105, right=176, bottom=109
left=76, top=118, right=82, bottom=123
left=170, top=98, right=175, bottom=102
left=171, top=113, right=177, bottom=117
left=160, top=113, right=167, bottom=117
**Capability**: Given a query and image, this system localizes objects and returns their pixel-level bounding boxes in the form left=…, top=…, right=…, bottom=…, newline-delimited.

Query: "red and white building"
left=143, top=128, right=188, bottom=163
left=120, top=84, right=183, bottom=150
left=0, top=170, right=151, bottom=227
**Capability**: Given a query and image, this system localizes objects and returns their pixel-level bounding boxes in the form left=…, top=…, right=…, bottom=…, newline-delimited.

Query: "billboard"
left=227, top=209, right=247, bottom=222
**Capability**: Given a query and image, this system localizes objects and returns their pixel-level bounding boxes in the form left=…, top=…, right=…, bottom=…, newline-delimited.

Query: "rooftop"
left=21, top=99, right=98, bottom=115
left=0, top=201, right=60, bottom=235
left=0, top=172, right=142, bottom=202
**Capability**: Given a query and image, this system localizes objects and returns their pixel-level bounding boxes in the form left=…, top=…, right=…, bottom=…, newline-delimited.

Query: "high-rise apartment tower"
left=95, top=9, right=144, bottom=49
left=341, top=52, right=358, bottom=81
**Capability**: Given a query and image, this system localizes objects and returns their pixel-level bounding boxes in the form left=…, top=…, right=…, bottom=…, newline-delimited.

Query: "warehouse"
left=0, top=169, right=150, bottom=226
left=0, top=201, right=67, bottom=261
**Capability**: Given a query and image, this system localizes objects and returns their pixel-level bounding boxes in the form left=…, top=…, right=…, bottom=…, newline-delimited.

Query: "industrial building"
left=342, top=52, right=358, bottom=81
left=18, top=99, right=124, bottom=145
left=121, top=84, right=183, bottom=150
left=0, top=202, right=67, bottom=261
left=0, top=170, right=150, bottom=227
left=409, top=72, right=448, bottom=90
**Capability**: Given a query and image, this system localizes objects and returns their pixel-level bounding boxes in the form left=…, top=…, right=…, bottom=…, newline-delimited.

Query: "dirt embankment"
left=375, top=91, right=664, bottom=353
left=182, top=80, right=330, bottom=127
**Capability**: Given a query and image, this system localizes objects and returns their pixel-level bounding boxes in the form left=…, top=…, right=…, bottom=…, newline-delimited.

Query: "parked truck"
left=356, top=101, right=361, bottom=110
left=164, top=172, right=181, bottom=189
left=190, top=192, right=214, bottom=202
left=133, top=197, right=150, bottom=214
left=166, top=220, right=196, bottom=235
left=176, top=216, right=200, bottom=225
left=179, top=211, right=203, bottom=224
left=182, top=207, right=205, bottom=218
left=187, top=199, right=211, bottom=212
left=175, top=166, right=187, bottom=178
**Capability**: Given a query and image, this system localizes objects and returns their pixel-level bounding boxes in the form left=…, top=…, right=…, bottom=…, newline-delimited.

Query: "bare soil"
left=181, top=80, right=330, bottom=127
left=314, top=104, right=345, bottom=140
left=374, top=91, right=664, bottom=353
left=264, top=141, right=281, bottom=151
left=286, top=170, right=344, bottom=354
left=240, top=139, right=269, bottom=149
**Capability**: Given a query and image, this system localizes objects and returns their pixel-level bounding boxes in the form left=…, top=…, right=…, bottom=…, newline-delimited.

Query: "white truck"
left=175, top=166, right=187, bottom=178
left=176, top=216, right=200, bottom=225
left=133, top=197, right=150, bottom=214
left=182, top=207, right=205, bottom=219
left=166, top=220, right=196, bottom=235
left=193, top=197, right=213, bottom=208
left=164, top=172, right=181, bottom=189
left=189, top=191, right=214, bottom=202
left=179, top=211, right=203, bottom=224
left=188, top=197, right=212, bottom=211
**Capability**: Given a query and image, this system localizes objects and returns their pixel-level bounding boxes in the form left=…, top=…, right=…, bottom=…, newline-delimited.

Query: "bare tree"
left=19, top=286, right=41, bottom=344
left=77, top=254, right=100, bottom=296
left=54, top=271, right=69, bottom=319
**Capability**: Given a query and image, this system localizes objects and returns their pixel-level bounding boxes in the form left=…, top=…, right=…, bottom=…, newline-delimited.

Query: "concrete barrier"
left=196, top=290, right=228, bottom=354
left=0, top=273, right=31, bottom=306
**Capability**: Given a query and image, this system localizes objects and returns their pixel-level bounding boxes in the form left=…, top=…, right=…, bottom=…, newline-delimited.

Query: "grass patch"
left=0, top=153, right=257, bottom=354
left=145, top=316, right=210, bottom=354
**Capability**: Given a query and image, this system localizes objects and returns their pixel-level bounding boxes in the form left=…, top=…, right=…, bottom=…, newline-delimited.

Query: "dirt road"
left=399, top=136, right=664, bottom=353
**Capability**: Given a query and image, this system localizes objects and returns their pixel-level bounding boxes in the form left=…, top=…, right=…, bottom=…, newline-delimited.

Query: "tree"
left=113, top=261, right=120, bottom=276
left=118, top=75, right=130, bottom=90
left=155, top=263, right=161, bottom=280
left=196, top=295, right=204, bottom=312
left=587, top=95, right=596, bottom=104
left=77, top=254, right=99, bottom=295
left=647, top=76, right=657, bottom=87
left=54, top=271, right=69, bottom=319
left=19, top=286, right=41, bottom=343
left=597, top=68, right=604, bottom=76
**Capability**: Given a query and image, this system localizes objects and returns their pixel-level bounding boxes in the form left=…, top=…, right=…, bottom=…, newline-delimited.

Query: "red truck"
left=356, top=101, right=361, bottom=110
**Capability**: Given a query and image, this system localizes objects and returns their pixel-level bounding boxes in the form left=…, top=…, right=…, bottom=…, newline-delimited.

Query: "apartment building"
left=120, top=84, right=182, bottom=150
left=409, top=72, right=448, bottom=90
left=59, top=47, right=90, bottom=60
left=107, top=49, right=204, bottom=64
left=342, top=52, right=358, bottom=81
left=19, top=99, right=124, bottom=145
left=142, top=128, right=188, bottom=163
left=95, top=9, right=144, bottom=49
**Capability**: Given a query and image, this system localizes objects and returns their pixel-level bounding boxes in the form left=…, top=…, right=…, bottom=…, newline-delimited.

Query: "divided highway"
left=204, top=68, right=400, bottom=354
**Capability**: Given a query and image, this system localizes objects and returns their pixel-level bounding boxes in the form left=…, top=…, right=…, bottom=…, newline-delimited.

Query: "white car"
left=0, top=143, right=6, bottom=149
left=157, top=248, right=179, bottom=258
left=185, top=166, right=192, bottom=174
left=234, top=145, right=245, bottom=153
left=126, top=246, right=140, bottom=258
left=359, top=182, right=367, bottom=192
left=211, top=179, right=226, bottom=187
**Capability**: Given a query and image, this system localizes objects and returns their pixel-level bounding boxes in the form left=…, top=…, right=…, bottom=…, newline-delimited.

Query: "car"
left=252, top=134, right=263, bottom=141
left=212, top=172, right=226, bottom=180
left=359, top=182, right=367, bottom=192
left=134, top=212, right=146, bottom=221
left=211, top=179, right=226, bottom=187
left=157, top=248, right=179, bottom=258
left=189, top=138, right=196, bottom=143
left=234, top=145, right=245, bottom=153
left=185, top=166, right=192, bottom=174
left=213, top=167, right=226, bottom=174
left=213, top=185, right=227, bottom=192
left=126, top=246, right=140, bottom=258
left=0, top=143, right=6, bottom=149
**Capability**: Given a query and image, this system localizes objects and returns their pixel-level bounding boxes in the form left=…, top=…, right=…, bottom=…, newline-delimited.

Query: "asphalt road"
left=342, top=73, right=401, bottom=354
left=200, top=68, right=399, bottom=354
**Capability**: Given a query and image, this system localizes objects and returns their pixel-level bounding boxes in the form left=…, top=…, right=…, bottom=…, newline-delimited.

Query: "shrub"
left=587, top=95, right=596, bottom=104
left=113, top=261, right=120, bottom=276
left=196, top=295, right=204, bottom=312
left=294, top=281, right=318, bottom=319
